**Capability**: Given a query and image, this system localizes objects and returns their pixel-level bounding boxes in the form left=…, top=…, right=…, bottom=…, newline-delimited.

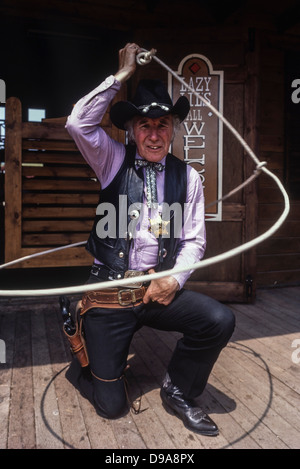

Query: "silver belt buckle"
left=124, top=270, right=145, bottom=288
left=118, top=289, right=137, bottom=306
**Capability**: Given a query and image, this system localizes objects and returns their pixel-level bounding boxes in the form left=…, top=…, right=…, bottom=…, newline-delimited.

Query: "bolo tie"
left=135, top=159, right=169, bottom=239
left=135, top=159, right=165, bottom=208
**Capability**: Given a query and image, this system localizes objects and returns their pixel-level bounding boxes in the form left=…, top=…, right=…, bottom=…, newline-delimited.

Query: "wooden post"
left=243, top=30, right=260, bottom=301
left=4, top=97, right=22, bottom=263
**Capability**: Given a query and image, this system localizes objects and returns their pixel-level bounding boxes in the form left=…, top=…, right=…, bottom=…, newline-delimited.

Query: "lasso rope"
left=0, top=48, right=290, bottom=297
left=0, top=241, right=86, bottom=270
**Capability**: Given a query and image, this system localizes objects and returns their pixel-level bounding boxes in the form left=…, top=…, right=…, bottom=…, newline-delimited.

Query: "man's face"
left=133, top=115, right=173, bottom=162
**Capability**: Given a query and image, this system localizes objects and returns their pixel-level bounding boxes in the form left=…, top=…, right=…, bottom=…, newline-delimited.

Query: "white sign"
left=0, top=79, right=6, bottom=104
left=169, top=55, right=224, bottom=221
left=0, top=339, right=6, bottom=363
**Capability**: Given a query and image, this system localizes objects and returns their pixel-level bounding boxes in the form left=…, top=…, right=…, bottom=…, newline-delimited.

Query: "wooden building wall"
left=257, top=32, right=300, bottom=287
left=132, top=22, right=300, bottom=291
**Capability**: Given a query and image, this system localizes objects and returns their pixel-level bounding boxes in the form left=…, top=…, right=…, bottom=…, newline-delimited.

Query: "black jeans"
left=68, top=285, right=235, bottom=419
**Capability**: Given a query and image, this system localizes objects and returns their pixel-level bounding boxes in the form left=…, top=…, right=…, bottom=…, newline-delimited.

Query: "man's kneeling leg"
left=92, top=370, right=129, bottom=419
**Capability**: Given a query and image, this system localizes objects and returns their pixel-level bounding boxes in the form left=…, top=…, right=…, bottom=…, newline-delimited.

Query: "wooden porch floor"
left=0, top=286, right=299, bottom=450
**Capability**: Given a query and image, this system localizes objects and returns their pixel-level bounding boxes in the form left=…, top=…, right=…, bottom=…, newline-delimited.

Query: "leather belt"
left=81, top=286, right=148, bottom=314
left=90, top=264, right=148, bottom=287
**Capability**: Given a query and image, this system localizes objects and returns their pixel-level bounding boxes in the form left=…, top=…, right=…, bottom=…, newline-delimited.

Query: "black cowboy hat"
left=110, top=79, right=190, bottom=130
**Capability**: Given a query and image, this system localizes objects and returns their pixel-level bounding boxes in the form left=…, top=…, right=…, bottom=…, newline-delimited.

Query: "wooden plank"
left=75, top=396, right=120, bottom=449
left=22, top=193, right=99, bottom=206
left=193, top=221, right=243, bottom=283
left=202, top=388, right=261, bottom=448
left=260, top=134, right=285, bottom=153
left=217, top=342, right=300, bottom=448
left=22, top=151, right=86, bottom=165
left=222, top=203, right=245, bottom=221
left=258, top=220, right=300, bottom=238
left=22, top=201, right=242, bottom=219
left=22, top=232, right=88, bottom=246
left=256, top=133, right=300, bottom=290
left=109, top=414, right=147, bottom=449
left=257, top=237, right=300, bottom=255
left=22, top=206, right=96, bottom=219
left=210, top=349, right=289, bottom=448
left=231, top=322, right=300, bottom=405
left=258, top=186, right=287, bottom=204
left=258, top=170, right=284, bottom=191
left=22, top=121, right=71, bottom=140
left=232, top=301, right=297, bottom=344
left=222, top=83, right=244, bottom=202
left=255, top=289, right=300, bottom=338
left=22, top=179, right=99, bottom=191
left=271, top=286, right=300, bottom=307
left=257, top=270, right=300, bottom=286
left=4, top=97, right=22, bottom=263
left=22, top=219, right=94, bottom=233
left=7, top=311, right=35, bottom=448
left=243, top=37, right=260, bottom=299
left=43, top=307, right=91, bottom=448
left=22, top=165, right=96, bottom=178
left=31, top=310, right=64, bottom=449
left=185, top=281, right=244, bottom=302
left=207, top=370, right=288, bottom=449
left=0, top=312, right=15, bottom=449
left=258, top=151, right=284, bottom=171
left=5, top=246, right=93, bottom=269
left=257, top=253, right=300, bottom=272
left=22, top=140, right=79, bottom=151
left=42, top=116, right=69, bottom=124
left=258, top=202, right=300, bottom=220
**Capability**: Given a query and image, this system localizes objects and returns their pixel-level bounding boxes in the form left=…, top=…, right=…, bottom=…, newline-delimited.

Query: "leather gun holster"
left=63, top=302, right=89, bottom=367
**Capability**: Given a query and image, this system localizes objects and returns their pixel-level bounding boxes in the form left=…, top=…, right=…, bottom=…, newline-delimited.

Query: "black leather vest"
left=86, top=144, right=187, bottom=278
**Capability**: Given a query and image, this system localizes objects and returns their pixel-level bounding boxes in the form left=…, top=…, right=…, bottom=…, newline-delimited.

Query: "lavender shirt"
left=66, top=75, right=206, bottom=288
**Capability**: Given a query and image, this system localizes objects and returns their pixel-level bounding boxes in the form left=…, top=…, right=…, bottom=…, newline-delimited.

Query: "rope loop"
left=136, top=48, right=157, bottom=65
left=255, top=161, right=267, bottom=173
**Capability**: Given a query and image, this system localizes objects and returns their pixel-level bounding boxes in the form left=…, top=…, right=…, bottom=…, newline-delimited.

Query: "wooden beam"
left=185, top=281, right=245, bottom=302
left=242, top=29, right=260, bottom=298
left=4, top=97, right=22, bottom=263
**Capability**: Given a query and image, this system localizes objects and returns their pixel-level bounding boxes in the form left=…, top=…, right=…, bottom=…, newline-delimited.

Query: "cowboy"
left=66, top=43, right=235, bottom=436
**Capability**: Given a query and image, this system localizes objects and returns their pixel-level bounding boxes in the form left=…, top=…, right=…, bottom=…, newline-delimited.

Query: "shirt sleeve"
left=171, top=165, right=206, bottom=289
left=65, top=75, right=125, bottom=188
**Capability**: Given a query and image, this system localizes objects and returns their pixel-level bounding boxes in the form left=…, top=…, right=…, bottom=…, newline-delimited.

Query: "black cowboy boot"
left=160, top=374, right=219, bottom=436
